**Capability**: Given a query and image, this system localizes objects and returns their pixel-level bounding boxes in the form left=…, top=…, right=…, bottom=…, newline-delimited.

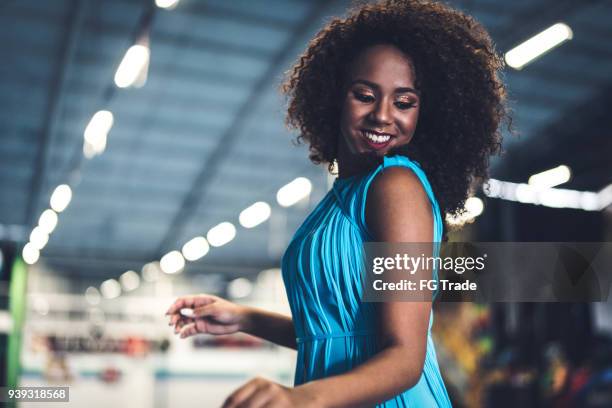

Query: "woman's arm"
left=241, top=307, right=297, bottom=350
left=166, top=295, right=297, bottom=350
left=222, top=167, right=434, bottom=408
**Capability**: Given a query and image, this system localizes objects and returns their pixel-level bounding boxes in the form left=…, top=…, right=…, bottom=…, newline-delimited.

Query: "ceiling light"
left=83, top=110, right=114, bottom=158
left=446, top=197, right=484, bottom=226
left=155, top=0, right=180, bottom=9
left=505, top=23, right=573, bottom=70
left=29, top=226, right=49, bottom=250
left=207, top=222, right=236, bottom=247
left=276, top=177, right=312, bottom=207
left=239, top=201, right=271, bottom=228
left=100, top=279, right=121, bottom=299
left=50, top=184, right=72, bottom=213
left=528, top=165, right=571, bottom=188
left=119, top=270, right=141, bottom=291
left=465, top=197, right=484, bottom=218
left=85, top=286, right=101, bottom=305
left=181, top=236, right=210, bottom=261
left=598, top=184, right=612, bottom=210
left=142, top=262, right=162, bottom=282
left=114, top=45, right=150, bottom=88
left=483, top=179, right=608, bottom=211
left=22, top=243, right=40, bottom=265
left=160, top=250, right=185, bottom=274
left=38, top=209, right=58, bottom=234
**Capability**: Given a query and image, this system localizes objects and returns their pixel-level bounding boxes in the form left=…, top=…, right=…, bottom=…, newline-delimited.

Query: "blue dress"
left=281, top=154, right=452, bottom=407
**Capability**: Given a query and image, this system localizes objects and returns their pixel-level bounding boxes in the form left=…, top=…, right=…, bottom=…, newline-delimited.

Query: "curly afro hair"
left=281, top=0, right=509, bottom=228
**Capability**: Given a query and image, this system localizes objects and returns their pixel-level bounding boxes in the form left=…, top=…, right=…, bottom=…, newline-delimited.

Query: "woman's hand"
left=165, top=294, right=251, bottom=338
left=222, top=377, right=321, bottom=408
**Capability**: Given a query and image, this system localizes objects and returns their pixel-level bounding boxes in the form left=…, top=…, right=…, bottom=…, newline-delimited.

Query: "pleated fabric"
left=281, top=154, right=452, bottom=407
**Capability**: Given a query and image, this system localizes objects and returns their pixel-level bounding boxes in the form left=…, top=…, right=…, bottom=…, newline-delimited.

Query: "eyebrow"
left=351, top=79, right=420, bottom=96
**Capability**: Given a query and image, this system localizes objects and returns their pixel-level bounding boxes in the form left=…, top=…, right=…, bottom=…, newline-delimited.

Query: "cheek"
left=400, top=109, right=420, bottom=135
left=340, top=101, right=360, bottom=132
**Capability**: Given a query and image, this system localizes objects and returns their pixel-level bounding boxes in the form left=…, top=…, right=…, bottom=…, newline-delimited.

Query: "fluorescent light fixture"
left=50, top=184, right=72, bottom=213
left=277, top=177, right=312, bottom=207
left=155, top=0, right=180, bottom=9
left=598, top=184, right=612, bottom=210
left=38, top=209, right=58, bottom=234
left=160, top=250, right=185, bottom=274
left=119, top=270, right=141, bottom=291
left=505, top=23, right=573, bottom=70
left=142, top=262, right=162, bottom=282
left=484, top=179, right=610, bottom=211
left=528, top=165, right=571, bottom=188
left=515, top=183, right=537, bottom=203
left=29, top=226, right=49, bottom=250
left=85, top=286, right=101, bottom=305
left=100, top=279, right=121, bottom=299
left=22, top=243, right=40, bottom=265
left=114, top=44, right=150, bottom=88
left=181, top=236, right=210, bottom=261
left=83, top=110, right=114, bottom=158
left=538, top=188, right=580, bottom=208
left=207, top=222, right=237, bottom=247
left=239, top=201, right=271, bottom=228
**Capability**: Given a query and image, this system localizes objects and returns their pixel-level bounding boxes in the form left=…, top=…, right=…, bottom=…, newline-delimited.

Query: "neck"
left=336, top=139, right=382, bottom=179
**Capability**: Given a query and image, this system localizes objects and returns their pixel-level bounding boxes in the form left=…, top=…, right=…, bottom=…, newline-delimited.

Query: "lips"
left=361, top=129, right=393, bottom=149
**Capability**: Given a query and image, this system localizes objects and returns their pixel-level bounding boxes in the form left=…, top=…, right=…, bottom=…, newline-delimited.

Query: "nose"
left=369, top=99, right=392, bottom=125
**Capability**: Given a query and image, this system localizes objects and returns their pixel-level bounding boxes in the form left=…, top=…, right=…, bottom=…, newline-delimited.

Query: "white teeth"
left=363, top=131, right=391, bottom=143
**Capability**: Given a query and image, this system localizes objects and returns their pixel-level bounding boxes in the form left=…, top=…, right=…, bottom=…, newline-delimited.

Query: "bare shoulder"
left=366, top=166, right=433, bottom=242
left=369, top=166, right=427, bottom=199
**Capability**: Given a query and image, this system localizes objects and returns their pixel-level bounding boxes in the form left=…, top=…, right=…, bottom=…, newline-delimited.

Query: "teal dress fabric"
left=281, top=154, right=452, bottom=407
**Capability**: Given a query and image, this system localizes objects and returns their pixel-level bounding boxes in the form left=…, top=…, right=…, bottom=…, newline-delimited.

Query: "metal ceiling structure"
left=1, top=0, right=610, bottom=280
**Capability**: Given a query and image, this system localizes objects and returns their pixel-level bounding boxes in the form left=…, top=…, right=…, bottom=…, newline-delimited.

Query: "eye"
left=395, top=101, right=416, bottom=110
left=353, top=91, right=375, bottom=103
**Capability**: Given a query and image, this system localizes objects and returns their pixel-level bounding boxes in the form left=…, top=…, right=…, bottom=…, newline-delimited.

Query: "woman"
left=166, top=0, right=507, bottom=406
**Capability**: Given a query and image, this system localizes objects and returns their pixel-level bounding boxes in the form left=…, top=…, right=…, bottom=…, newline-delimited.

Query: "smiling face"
left=339, top=44, right=420, bottom=162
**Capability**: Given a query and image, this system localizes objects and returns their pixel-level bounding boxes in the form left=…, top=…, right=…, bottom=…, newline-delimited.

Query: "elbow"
left=402, top=370, right=422, bottom=390
left=391, top=347, right=426, bottom=390
left=395, top=362, right=423, bottom=390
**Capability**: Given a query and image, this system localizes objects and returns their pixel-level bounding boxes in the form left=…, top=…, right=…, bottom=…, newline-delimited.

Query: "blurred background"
left=0, top=0, right=611, bottom=407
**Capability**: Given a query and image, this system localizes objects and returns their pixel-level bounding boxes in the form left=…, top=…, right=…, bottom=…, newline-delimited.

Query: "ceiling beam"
left=154, top=0, right=338, bottom=255
left=25, top=0, right=86, bottom=228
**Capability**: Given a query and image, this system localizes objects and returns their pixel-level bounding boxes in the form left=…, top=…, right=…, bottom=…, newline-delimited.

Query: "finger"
left=165, top=296, right=196, bottom=315
left=236, top=387, right=273, bottom=408
left=168, top=313, right=181, bottom=326
left=222, top=379, right=261, bottom=408
left=166, top=294, right=216, bottom=315
left=174, top=317, right=194, bottom=334
left=178, top=322, right=198, bottom=338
